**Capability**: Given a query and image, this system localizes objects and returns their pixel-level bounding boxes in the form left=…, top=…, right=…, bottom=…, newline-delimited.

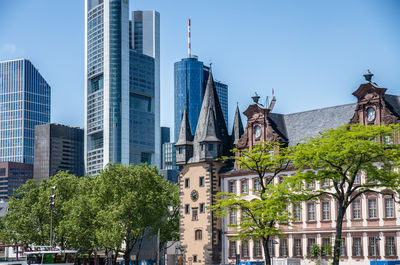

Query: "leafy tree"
left=293, top=124, right=400, bottom=265
left=213, top=142, right=300, bottom=265
left=93, top=163, right=177, bottom=265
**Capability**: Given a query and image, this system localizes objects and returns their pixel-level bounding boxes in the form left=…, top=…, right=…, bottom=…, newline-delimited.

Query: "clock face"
left=190, top=190, right=199, bottom=202
left=367, top=107, right=375, bottom=122
left=254, top=126, right=261, bottom=139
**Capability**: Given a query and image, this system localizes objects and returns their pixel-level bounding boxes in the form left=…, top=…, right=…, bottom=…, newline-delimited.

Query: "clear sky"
left=0, top=0, right=399, bottom=134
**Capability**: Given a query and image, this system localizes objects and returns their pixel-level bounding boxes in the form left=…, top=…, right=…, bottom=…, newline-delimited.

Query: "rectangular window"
left=229, top=241, right=237, bottom=257
left=322, top=201, right=330, bottom=220
left=192, top=208, right=198, bottom=221
left=321, top=179, right=329, bottom=187
left=293, top=204, right=301, bottom=222
left=185, top=204, right=190, bottom=214
left=352, top=237, right=362, bottom=257
left=322, top=238, right=331, bottom=256
left=268, top=239, right=275, bottom=257
left=229, top=210, right=237, bottom=225
left=368, top=198, right=377, bottom=219
left=254, top=178, right=260, bottom=192
left=193, top=255, right=197, bottom=262
left=200, top=203, right=205, bottom=213
left=384, top=136, right=393, bottom=145
left=293, top=238, right=302, bottom=257
left=279, top=239, right=288, bottom=257
left=228, top=181, right=236, bottom=193
left=241, top=241, right=249, bottom=258
left=307, top=203, right=315, bottom=221
left=307, top=181, right=315, bottom=189
left=184, top=178, right=190, bottom=188
left=354, top=173, right=360, bottom=184
left=130, top=93, right=151, bottom=112
left=0, top=168, right=5, bottom=176
left=199, top=176, right=204, bottom=187
left=254, top=240, right=262, bottom=257
left=386, top=236, right=396, bottom=256
left=353, top=200, right=361, bottom=219
left=369, top=237, right=379, bottom=257
left=241, top=180, right=248, bottom=194
left=307, top=238, right=316, bottom=254
left=385, top=198, right=394, bottom=218
left=339, top=238, right=346, bottom=257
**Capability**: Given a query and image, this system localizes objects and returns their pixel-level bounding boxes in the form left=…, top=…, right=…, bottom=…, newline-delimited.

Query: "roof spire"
left=363, top=69, right=373, bottom=82
left=232, top=105, right=244, bottom=145
left=176, top=108, right=193, bottom=145
left=252, top=92, right=260, bottom=104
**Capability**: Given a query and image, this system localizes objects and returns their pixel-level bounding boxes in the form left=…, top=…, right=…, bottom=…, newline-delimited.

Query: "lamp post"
left=375, top=236, right=381, bottom=265
left=49, top=186, right=56, bottom=248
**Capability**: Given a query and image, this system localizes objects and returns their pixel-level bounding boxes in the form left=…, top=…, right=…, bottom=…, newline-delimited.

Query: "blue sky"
left=0, top=0, right=399, bottom=134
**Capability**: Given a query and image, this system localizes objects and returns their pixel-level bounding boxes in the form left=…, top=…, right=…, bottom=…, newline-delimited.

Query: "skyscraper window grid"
left=0, top=59, right=50, bottom=165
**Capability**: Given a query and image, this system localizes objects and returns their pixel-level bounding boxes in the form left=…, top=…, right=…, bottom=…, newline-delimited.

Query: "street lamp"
left=49, top=186, right=56, bottom=248
left=375, top=236, right=381, bottom=265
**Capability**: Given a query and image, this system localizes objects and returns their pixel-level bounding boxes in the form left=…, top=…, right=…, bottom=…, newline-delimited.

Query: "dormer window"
left=178, top=147, right=182, bottom=154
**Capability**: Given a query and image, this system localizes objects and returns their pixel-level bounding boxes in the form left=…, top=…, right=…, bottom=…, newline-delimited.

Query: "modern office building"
left=33, top=123, right=84, bottom=182
left=0, top=59, right=51, bottom=165
left=0, top=162, right=33, bottom=199
left=162, top=142, right=178, bottom=170
left=174, top=56, right=228, bottom=141
left=84, top=0, right=160, bottom=175
left=160, top=126, right=170, bottom=168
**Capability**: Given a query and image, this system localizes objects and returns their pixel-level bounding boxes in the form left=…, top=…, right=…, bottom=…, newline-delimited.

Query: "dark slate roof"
left=231, top=105, right=244, bottom=145
left=270, top=103, right=357, bottom=145
left=176, top=108, right=193, bottom=145
left=384, top=94, right=400, bottom=118
left=0, top=200, right=8, bottom=218
left=194, top=72, right=229, bottom=143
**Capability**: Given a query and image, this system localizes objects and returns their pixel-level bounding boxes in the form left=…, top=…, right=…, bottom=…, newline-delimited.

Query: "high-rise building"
left=0, top=59, right=51, bottom=165
left=34, top=123, right=84, bottom=182
left=0, top=162, right=33, bottom=199
left=84, top=0, right=160, bottom=175
left=162, top=142, right=178, bottom=170
left=160, top=126, right=170, bottom=168
left=174, top=56, right=228, bottom=141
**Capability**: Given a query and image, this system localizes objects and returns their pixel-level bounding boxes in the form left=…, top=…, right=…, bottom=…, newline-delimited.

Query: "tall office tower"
left=34, top=124, right=84, bottom=182
left=174, top=56, right=228, bottom=141
left=84, top=0, right=160, bottom=175
left=0, top=59, right=51, bottom=165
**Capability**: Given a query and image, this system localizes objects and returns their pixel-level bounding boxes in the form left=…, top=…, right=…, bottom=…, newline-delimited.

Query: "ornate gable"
left=350, top=70, right=399, bottom=125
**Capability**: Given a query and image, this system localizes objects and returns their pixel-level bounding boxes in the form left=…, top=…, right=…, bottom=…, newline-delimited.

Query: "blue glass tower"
left=174, top=56, right=228, bottom=141
left=0, top=59, right=51, bottom=164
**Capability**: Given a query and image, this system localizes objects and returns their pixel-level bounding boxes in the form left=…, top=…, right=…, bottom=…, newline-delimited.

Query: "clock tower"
left=351, top=70, right=399, bottom=125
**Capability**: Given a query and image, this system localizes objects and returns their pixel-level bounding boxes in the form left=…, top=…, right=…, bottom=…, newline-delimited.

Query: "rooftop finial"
left=252, top=92, right=260, bottom=104
left=363, top=69, right=373, bottom=82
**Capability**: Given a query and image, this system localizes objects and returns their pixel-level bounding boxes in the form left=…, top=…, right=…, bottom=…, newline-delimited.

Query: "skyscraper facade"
left=174, top=56, right=228, bottom=141
left=0, top=59, right=51, bottom=165
left=34, top=123, right=84, bottom=182
left=84, top=0, right=160, bottom=175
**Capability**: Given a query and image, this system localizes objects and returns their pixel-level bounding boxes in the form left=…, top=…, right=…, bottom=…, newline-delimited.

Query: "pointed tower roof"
left=231, top=104, right=244, bottom=145
left=194, top=72, right=229, bottom=143
left=176, top=108, right=193, bottom=145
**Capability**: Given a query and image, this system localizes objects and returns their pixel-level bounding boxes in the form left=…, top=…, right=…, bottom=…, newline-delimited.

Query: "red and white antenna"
left=188, top=19, right=191, bottom=58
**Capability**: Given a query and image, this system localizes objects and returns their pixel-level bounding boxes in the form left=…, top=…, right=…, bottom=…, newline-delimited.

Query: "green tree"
left=213, top=142, right=299, bottom=265
left=293, top=124, right=400, bottom=265
left=93, top=163, right=177, bottom=265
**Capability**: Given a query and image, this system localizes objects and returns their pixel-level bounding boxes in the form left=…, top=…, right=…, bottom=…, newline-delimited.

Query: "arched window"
left=195, top=229, right=202, bottom=240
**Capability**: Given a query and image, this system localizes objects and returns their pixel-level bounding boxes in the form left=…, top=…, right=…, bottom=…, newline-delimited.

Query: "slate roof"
left=176, top=108, right=193, bottom=145
left=267, top=94, right=400, bottom=145
left=231, top=105, right=244, bottom=145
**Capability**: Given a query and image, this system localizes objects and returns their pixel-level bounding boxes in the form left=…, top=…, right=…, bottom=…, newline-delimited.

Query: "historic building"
left=177, top=70, right=400, bottom=265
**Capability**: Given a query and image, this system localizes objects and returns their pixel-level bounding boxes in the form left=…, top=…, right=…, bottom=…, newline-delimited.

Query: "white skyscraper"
left=85, top=0, right=160, bottom=175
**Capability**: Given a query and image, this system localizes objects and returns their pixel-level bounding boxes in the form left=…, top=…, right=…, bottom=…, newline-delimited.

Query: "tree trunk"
left=262, top=236, right=271, bottom=265
left=332, top=204, right=345, bottom=265
left=123, top=249, right=130, bottom=265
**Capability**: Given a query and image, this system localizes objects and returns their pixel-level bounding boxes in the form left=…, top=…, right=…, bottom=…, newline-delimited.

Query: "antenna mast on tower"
left=188, top=19, right=191, bottom=58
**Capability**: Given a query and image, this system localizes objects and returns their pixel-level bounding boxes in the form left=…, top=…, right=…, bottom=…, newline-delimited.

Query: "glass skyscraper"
left=85, top=0, right=160, bottom=175
left=174, top=56, right=228, bottom=141
left=0, top=59, right=51, bottom=164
